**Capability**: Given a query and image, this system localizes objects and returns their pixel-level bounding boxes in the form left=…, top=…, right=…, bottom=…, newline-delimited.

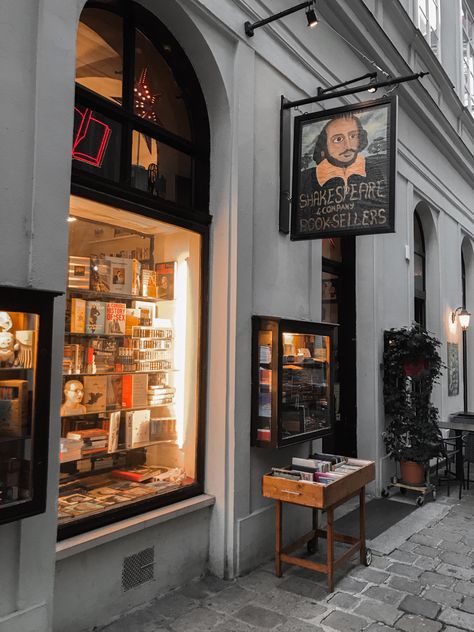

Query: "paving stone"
left=436, top=563, right=474, bottom=581
left=362, top=585, right=405, bottom=605
left=234, top=604, right=286, bottom=629
left=154, top=592, right=198, bottom=619
left=398, top=541, right=418, bottom=552
left=350, top=567, right=390, bottom=584
left=439, top=540, right=472, bottom=554
left=460, top=595, right=474, bottom=613
left=275, top=619, right=324, bottom=632
left=353, top=599, right=401, bottom=626
left=440, top=551, right=474, bottom=568
left=413, top=545, right=439, bottom=558
left=414, top=555, right=438, bottom=571
left=169, top=607, right=225, bottom=631
left=326, top=591, right=360, bottom=610
left=395, top=613, right=442, bottom=631
left=387, top=562, right=422, bottom=579
left=442, top=627, right=468, bottom=632
left=410, top=532, right=442, bottom=548
left=257, top=589, right=327, bottom=620
left=100, top=609, right=169, bottom=632
left=213, top=618, right=263, bottom=632
left=438, top=606, right=474, bottom=630
left=333, top=576, right=367, bottom=594
left=205, top=585, right=254, bottom=614
left=237, top=570, right=285, bottom=592
left=387, top=576, right=422, bottom=595
left=389, top=549, right=416, bottom=564
left=422, top=586, right=462, bottom=607
left=365, top=625, right=395, bottom=632
left=277, top=576, right=327, bottom=601
left=200, top=575, right=233, bottom=594
left=180, top=581, right=214, bottom=600
left=370, top=555, right=391, bottom=570
left=419, top=571, right=455, bottom=588
left=454, top=579, right=474, bottom=596
left=398, top=594, right=440, bottom=619
left=320, top=609, right=369, bottom=632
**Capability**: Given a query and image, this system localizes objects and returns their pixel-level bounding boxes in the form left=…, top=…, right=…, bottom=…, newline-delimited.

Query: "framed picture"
left=68, top=256, right=91, bottom=289
left=291, top=96, right=396, bottom=240
left=447, top=342, right=459, bottom=397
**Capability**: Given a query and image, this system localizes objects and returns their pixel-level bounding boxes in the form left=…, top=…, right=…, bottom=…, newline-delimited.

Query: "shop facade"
left=0, top=1, right=473, bottom=631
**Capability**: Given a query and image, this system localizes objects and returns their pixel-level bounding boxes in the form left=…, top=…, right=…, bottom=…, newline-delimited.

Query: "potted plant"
left=383, top=325, right=445, bottom=485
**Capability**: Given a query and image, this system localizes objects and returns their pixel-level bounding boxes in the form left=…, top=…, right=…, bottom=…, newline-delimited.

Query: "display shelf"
left=60, top=402, right=174, bottom=419
left=66, top=331, right=126, bottom=338
left=62, top=369, right=177, bottom=378
left=67, top=288, right=157, bottom=303
left=60, top=439, right=178, bottom=464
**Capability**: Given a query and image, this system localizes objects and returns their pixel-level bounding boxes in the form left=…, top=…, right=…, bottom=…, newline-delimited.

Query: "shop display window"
left=0, top=288, right=57, bottom=525
left=252, top=317, right=335, bottom=448
left=58, top=195, right=203, bottom=536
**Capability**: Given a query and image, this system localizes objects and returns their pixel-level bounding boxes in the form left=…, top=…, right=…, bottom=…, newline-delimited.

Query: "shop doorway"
left=321, top=237, right=357, bottom=457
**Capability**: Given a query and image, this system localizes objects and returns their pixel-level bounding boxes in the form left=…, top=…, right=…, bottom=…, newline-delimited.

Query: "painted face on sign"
left=325, top=118, right=360, bottom=166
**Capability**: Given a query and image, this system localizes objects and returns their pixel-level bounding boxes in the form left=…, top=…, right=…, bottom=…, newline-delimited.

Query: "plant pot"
left=403, top=357, right=427, bottom=377
left=400, top=460, right=425, bottom=485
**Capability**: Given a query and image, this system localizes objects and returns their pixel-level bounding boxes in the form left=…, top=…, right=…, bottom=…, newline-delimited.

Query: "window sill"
left=56, top=494, right=215, bottom=561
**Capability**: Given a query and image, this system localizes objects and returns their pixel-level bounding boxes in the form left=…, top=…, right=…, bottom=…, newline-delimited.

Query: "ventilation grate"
left=122, top=546, right=154, bottom=591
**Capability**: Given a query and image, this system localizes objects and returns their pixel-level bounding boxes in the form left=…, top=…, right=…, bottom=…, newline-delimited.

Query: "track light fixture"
left=367, top=75, right=378, bottom=93
left=245, top=1, right=317, bottom=37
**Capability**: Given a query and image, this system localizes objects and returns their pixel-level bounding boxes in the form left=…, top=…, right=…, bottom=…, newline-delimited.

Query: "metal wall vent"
left=122, top=546, right=154, bottom=591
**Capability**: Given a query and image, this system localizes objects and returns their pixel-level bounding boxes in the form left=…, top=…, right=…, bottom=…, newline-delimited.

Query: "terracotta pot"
left=400, top=460, right=425, bottom=485
left=403, top=357, right=427, bottom=377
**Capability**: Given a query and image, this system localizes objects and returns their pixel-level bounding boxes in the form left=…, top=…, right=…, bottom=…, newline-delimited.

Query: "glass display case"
left=0, top=287, right=57, bottom=525
left=58, top=195, right=204, bottom=538
left=251, top=317, right=335, bottom=448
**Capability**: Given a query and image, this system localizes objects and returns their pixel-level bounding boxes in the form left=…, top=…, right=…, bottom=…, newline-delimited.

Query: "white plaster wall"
left=53, top=507, right=211, bottom=632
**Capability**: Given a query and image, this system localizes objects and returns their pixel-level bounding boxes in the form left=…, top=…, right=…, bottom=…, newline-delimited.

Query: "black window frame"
left=59, top=0, right=210, bottom=540
left=414, top=211, right=426, bottom=328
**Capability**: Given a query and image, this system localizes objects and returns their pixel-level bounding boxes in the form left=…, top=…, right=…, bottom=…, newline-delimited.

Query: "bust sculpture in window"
left=0, top=311, right=19, bottom=367
left=61, top=379, right=87, bottom=416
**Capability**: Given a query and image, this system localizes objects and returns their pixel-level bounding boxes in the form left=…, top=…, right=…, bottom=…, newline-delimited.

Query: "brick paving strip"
left=98, top=490, right=474, bottom=632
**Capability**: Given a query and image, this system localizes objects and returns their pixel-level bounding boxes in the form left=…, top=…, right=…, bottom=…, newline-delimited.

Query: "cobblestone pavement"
left=98, top=488, right=474, bottom=632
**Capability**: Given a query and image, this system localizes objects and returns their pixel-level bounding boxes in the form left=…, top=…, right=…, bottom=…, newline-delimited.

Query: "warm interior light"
left=67, top=217, right=77, bottom=222
left=451, top=307, right=471, bottom=331
left=367, top=76, right=378, bottom=93
left=306, top=7, right=318, bottom=28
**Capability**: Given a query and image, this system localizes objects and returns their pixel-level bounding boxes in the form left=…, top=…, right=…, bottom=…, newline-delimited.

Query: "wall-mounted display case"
left=0, top=287, right=58, bottom=525
left=251, top=316, right=335, bottom=448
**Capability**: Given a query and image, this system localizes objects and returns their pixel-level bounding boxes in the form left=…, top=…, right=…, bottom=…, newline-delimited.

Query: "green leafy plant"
left=382, top=325, right=445, bottom=463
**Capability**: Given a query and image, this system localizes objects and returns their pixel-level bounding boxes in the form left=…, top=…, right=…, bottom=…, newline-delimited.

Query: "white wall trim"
left=56, top=495, right=215, bottom=561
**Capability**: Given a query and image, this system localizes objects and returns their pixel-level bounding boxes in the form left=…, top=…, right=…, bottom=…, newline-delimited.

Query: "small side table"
left=262, top=458, right=375, bottom=592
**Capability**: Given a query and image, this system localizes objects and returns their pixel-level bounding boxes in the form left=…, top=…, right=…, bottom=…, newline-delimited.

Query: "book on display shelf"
left=122, top=373, right=149, bottom=408
left=90, top=257, right=111, bottom=293
left=131, top=259, right=141, bottom=296
left=85, top=301, right=106, bottom=334
left=104, top=411, right=121, bottom=453
left=125, top=409, right=151, bottom=448
left=82, top=375, right=107, bottom=413
left=70, top=298, right=86, bottom=333
left=155, top=261, right=176, bottom=300
left=107, top=257, right=133, bottom=295
left=111, top=465, right=169, bottom=482
left=105, top=303, right=126, bottom=335
left=141, top=269, right=157, bottom=298
left=106, top=375, right=123, bottom=410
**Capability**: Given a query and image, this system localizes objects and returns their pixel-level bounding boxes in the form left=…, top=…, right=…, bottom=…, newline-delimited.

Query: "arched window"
left=60, top=2, right=210, bottom=539
left=73, top=2, right=209, bottom=215
left=414, top=211, right=426, bottom=328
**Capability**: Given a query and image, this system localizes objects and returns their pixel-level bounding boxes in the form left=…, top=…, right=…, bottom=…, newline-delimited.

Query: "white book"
left=125, top=409, right=151, bottom=448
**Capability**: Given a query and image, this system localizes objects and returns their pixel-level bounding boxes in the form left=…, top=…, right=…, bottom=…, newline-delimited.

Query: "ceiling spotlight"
left=306, top=6, right=318, bottom=28
left=367, top=74, right=378, bottom=93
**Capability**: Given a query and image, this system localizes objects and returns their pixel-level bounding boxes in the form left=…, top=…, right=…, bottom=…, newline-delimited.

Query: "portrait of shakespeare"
left=297, top=106, right=391, bottom=235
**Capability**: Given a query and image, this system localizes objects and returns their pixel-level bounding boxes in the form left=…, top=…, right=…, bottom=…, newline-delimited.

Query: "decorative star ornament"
left=134, top=67, right=163, bottom=125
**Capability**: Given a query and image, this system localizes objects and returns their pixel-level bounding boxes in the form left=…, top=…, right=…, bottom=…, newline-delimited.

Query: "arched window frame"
left=414, top=210, right=426, bottom=328
left=73, top=0, right=210, bottom=223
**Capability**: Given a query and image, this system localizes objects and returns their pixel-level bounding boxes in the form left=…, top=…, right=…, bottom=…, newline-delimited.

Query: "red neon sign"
left=72, top=106, right=112, bottom=168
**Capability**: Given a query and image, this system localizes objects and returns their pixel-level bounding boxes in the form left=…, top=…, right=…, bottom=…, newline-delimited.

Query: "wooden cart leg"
left=313, top=508, right=319, bottom=546
left=327, top=506, right=334, bottom=592
left=275, top=500, right=282, bottom=577
left=359, top=486, right=366, bottom=564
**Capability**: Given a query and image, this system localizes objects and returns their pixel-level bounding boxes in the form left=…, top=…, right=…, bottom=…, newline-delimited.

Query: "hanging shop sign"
left=290, top=96, right=396, bottom=240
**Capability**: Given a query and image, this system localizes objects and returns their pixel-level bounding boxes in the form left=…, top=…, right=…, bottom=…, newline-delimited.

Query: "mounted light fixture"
left=367, top=75, right=378, bottom=93
left=451, top=307, right=471, bottom=330
left=245, top=1, right=317, bottom=37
